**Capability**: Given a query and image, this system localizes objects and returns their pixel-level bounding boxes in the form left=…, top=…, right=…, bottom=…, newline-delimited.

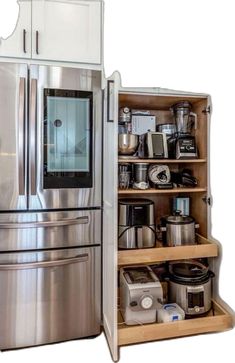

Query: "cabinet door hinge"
left=202, top=105, right=211, bottom=114
left=202, top=196, right=212, bottom=206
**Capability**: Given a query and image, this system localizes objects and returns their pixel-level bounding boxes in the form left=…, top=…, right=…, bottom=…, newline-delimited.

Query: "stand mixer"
left=167, top=101, right=198, bottom=159
left=118, top=107, right=139, bottom=159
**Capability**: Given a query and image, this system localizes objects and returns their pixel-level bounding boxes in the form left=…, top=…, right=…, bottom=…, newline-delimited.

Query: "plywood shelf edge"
left=118, top=300, right=233, bottom=346
left=118, top=235, right=218, bottom=266
left=118, top=187, right=207, bottom=195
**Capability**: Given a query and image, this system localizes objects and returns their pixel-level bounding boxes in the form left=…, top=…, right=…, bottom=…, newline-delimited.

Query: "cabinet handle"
left=107, top=80, right=114, bottom=122
left=36, top=31, right=39, bottom=54
left=23, top=29, right=26, bottom=53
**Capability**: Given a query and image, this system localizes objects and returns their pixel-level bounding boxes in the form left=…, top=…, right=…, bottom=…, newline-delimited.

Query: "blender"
left=168, top=101, right=198, bottom=159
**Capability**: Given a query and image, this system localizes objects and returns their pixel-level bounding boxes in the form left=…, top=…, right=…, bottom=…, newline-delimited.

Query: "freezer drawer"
left=0, top=210, right=101, bottom=251
left=0, top=246, right=101, bottom=350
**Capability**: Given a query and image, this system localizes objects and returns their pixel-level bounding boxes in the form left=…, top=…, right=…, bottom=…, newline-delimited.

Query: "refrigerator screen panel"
left=44, top=88, right=93, bottom=189
left=47, top=96, right=90, bottom=173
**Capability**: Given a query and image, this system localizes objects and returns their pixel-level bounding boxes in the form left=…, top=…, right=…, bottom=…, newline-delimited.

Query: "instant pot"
left=168, top=260, right=214, bottom=317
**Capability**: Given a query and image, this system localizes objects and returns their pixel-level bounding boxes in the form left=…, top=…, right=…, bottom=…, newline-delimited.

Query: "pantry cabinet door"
left=0, top=0, right=31, bottom=59
left=32, top=0, right=102, bottom=64
left=103, top=73, right=119, bottom=362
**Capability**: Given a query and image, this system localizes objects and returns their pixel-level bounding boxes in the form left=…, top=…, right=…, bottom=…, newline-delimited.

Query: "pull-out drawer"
left=0, top=246, right=100, bottom=349
left=0, top=210, right=101, bottom=251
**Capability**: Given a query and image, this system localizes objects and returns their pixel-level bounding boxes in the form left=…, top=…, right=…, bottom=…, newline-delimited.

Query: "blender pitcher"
left=171, top=101, right=197, bottom=134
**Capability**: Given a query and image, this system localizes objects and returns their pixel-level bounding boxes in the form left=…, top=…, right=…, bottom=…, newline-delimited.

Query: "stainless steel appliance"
left=133, top=163, right=149, bottom=190
left=168, top=101, right=198, bottom=159
left=146, top=132, right=168, bottom=158
left=0, top=63, right=102, bottom=350
left=118, top=133, right=139, bottom=156
left=160, top=212, right=199, bottom=247
left=118, top=199, right=155, bottom=249
left=120, top=266, right=163, bottom=325
left=119, top=107, right=131, bottom=124
left=157, top=123, right=176, bottom=139
left=169, top=260, right=214, bottom=317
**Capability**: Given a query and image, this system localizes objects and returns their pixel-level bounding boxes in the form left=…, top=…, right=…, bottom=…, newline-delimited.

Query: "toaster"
left=120, top=266, right=163, bottom=325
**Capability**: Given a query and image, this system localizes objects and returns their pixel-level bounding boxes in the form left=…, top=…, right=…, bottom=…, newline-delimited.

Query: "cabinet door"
left=0, top=0, right=31, bottom=59
left=32, top=0, right=102, bottom=64
left=103, top=73, right=119, bottom=362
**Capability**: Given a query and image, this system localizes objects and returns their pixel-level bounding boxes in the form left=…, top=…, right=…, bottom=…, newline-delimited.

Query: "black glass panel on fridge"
left=43, top=88, right=93, bottom=189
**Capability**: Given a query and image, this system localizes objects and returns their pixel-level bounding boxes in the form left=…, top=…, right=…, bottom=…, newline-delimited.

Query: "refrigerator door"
left=0, top=246, right=101, bottom=350
left=0, top=63, right=28, bottom=211
left=0, top=209, right=101, bottom=251
left=28, top=65, right=102, bottom=210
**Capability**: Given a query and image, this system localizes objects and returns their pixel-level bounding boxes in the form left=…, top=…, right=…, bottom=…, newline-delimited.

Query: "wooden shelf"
left=118, top=158, right=207, bottom=164
left=118, top=187, right=207, bottom=195
left=118, top=300, right=233, bottom=346
left=118, top=235, right=218, bottom=266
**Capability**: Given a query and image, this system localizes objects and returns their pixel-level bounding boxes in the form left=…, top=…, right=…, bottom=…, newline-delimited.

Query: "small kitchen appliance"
left=172, top=197, right=190, bottom=216
left=118, top=199, right=156, bottom=249
left=148, top=164, right=173, bottom=189
left=168, top=101, right=198, bottom=159
left=157, top=303, right=185, bottom=323
left=120, top=266, right=163, bottom=325
left=160, top=211, right=199, bottom=247
left=146, top=132, right=168, bottom=158
left=118, top=133, right=139, bottom=157
left=132, top=114, right=156, bottom=135
left=133, top=163, right=149, bottom=190
left=168, top=260, right=214, bottom=317
left=118, top=163, right=131, bottom=189
left=157, top=123, right=176, bottom=139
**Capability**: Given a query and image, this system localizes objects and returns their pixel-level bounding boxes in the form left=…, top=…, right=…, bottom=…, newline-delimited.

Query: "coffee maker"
left=118, top=199, right=156, bottom=249
left=168, top=101, right=198, bottom=159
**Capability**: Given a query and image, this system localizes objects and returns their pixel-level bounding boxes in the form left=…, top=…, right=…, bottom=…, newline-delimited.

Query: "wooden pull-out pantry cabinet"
left=103, top=72, right=234, bottom=361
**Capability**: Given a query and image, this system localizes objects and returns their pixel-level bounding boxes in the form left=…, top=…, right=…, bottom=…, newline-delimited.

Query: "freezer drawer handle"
left=18, top=77, right=26, bottom=195
left=0, top=254, right=89, bottom=270
left=0, top=216, right=89, bottom=229
left=30, top=78, right=37, bottom=195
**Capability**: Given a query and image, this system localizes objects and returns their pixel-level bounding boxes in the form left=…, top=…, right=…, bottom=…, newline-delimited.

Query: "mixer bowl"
left=118, top=134, right=139, bottom=155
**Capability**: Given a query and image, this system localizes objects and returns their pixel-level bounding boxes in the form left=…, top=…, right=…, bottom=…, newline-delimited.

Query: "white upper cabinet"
left=0, top=0, right=31, bottom=59
left=32, top=0, right=102, bottom=64
left=0, top=0, right=102, bottom=64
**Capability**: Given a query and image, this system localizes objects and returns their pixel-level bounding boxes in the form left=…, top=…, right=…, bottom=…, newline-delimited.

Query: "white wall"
left=0, top=0, right=235, bottom=362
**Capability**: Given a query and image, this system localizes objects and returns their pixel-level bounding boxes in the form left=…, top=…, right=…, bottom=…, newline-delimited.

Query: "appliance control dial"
left=140, top=296, right=153, bottom=310
left=194, top=306, right=200, bottom=313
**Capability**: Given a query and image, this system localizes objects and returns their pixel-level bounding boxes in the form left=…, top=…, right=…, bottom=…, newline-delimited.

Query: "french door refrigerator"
left=0, top=62, right=102, bottom=349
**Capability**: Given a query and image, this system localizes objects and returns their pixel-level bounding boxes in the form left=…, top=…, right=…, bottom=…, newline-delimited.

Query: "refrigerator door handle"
left=30, top=78, right=37, bottom=195
left=0, top=216, right=89, bottom=229
left=0, top=254, right=89, bottom=270
left=18, top=77, right=26, bottom=196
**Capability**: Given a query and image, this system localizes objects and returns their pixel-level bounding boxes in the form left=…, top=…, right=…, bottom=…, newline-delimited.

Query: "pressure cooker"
left=160, top=211, right=199, bottom=247
left=168, top=260, right=215, bottom=317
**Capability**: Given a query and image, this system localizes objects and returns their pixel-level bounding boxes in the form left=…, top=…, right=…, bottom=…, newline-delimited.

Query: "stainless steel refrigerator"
left=0, top=63, right=102, bottom=349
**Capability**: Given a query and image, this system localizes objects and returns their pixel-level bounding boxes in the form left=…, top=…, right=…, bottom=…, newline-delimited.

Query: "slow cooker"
left=168, top=260, right=214, bottom=317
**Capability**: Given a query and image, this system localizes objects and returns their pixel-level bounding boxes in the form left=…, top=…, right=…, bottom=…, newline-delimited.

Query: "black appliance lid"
left=169, top=271, right=213, bottom=285
left=119, top=198, right=154, bottom=206
left=169, top=260, right=208, bottom=278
